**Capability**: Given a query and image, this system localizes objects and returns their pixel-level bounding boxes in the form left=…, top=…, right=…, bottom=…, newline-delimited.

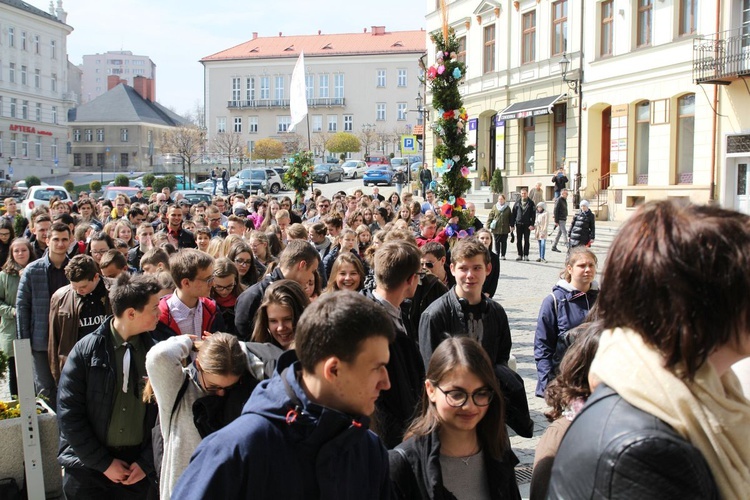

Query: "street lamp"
left=559, top=52, right=579, bottom=95
left=559, top=52, right=583, bottom=208
left=7, top=158, right=11, bottom=181
left=414, top=92, right=431, bottom=122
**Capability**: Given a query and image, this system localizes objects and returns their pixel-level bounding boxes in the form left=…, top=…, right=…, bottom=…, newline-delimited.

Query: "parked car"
left=365, top=155, right=390, bottom=167
left=171, top=190, right=213, bottom=205
left=102, top=186, right=141, bottom=202
left=363, top=165, right=394, bottom=187
left=312, top=164, right=345, bottom=184
left=21, top=185, right=73, bottom=219
left=13, top=180, right=49, bottom=195
left=194, top=179, right=214, bottom=191
left=232, top=168, right=284, bottom=195
left=272, top=167, right=290, bottom=190
left=341, top=160, right=368, bottom=179
left=410, top=162, right=422, bottom=176
left=390, top=157, right=409, bottom=170
left=107, top=179, right=143, bottom=189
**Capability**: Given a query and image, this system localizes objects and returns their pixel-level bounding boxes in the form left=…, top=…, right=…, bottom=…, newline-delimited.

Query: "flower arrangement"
left=283, top=151, right=315, bottom=204
left=0, top=400, right=43, bottom=421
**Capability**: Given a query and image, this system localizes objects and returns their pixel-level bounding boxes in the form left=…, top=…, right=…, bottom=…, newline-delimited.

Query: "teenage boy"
left=76, top=198, right=103, bottom=231
left=57, top=273, right=162, bottom=499
left=420, top=241, right=455, bottom=289
left=172, top=292, right=394, bottom=499
left=234, top=240, right=320, bottom=340
left=48, top=255, right=113, bottom=383
left=153, top=249, right=224, bottom=341
left=17, top=222, right=71, bottom=409
left=99, top=249, right=131, bottom=278
left=128, top=223, right=156, bottom=271
left=30, top=213, right=52, bottom=261
left=366, top=241, right=425, bottom=449
left=160, top=205, right=196, bottom=249
left=140, top=248, right=170, bottom=275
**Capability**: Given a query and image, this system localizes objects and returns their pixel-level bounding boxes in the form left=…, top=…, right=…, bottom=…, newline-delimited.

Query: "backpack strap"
left=171, top=375, right=190, bottom=418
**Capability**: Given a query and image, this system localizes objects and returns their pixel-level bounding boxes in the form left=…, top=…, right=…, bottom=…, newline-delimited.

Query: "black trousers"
left=63, top=446, right=151, bottom=500
left=493, top=233, right=508, bottom=257
left=515, top=224, right=531, bottom=256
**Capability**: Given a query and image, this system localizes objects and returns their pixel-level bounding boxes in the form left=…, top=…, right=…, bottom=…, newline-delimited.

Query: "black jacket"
left=57, top=319, right=157, bottom=475
left=127, top=244, right=144, bottom=271
left=234, top=267, right=285, bottom=340
left=401, top=273, right=448, bottom=342
left=568, top=209, right=595, bottom=247
left=510, top=198, right=536, bottom=228
left=482, top=250, right=500, bottom=299
left=390, top=432, right=521, bottom=500
left=552, top=196, right=568, bottom=224
left=159, top=227, right=197, bottom=249
left=549, top=384, right=719, bottom=499
left=551, top=173, right=568, bottom=192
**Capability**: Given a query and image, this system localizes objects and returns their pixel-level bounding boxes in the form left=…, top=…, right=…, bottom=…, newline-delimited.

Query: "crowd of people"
left=2, top=179, right=749, bottom=499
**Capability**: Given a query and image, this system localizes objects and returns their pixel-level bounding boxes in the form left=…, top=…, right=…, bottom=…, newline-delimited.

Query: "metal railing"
left=227, top=97, right=345, bottom=109
left=693, top=28, right=750, bottom=83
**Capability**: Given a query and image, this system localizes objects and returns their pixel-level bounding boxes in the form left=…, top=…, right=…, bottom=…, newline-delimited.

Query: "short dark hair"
left=598, top=200, right=750, bottom=380
left=49, top=222, right=71, bottom=237
left=169, top=248, right=214, bottom=286
left=140, top=248, right=170, bottom=270
left=100, top=249, right=128, bottom=270
left=295, top=291, right=395, bottom=373
left=64, top=254, right=100, bottom=282
left=279, top=239, right=320, bottom=271
left=109, top=273, right=162, bottom=317
left=421, top=241, right=446, bottom=260
left=374, top=241, right=420, bottom=290
left=128, top=207, right=144, bottom=219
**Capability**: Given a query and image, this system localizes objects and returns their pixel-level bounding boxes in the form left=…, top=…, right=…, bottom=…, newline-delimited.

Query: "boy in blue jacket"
left=173, top=291, right=395, bottom=499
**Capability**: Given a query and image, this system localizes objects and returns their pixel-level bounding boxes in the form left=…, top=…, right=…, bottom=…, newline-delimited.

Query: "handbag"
left=490, top=219, right=497, bottom=230
left=510, top=232, right=515, bottom=243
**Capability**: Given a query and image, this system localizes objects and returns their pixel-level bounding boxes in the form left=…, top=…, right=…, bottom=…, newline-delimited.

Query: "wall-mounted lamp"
left=559, top=52, right=579, bottom=95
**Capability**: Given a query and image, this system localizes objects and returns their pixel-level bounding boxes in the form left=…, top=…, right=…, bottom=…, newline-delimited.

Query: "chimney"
left=107, top=75, right=124, bottom=90
left=318, top=30, right=321, bottom=35
left=149, top=77, right=156, bottom=102
left=252, top=32, right=258, bottom=40
left=371, top=26, right=386, bottom=36
left=363, top=27, right=367, bottom=33
left=133, top=75, right=150, bottom=101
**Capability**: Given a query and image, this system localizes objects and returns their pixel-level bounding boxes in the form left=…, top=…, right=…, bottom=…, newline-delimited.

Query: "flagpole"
left=305, top=114, right=311, bottom=152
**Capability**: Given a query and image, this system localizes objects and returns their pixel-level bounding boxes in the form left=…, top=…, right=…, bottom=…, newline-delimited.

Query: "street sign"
left=413, top=125, right=424, bottom=136
left=8, top=166, right=13, bottom=175
left=401, top=135, right=417, bottom=153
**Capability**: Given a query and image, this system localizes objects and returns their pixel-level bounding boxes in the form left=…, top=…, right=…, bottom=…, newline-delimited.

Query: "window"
left=96, top=128, right=104, bottom=141
left=97, top=153, right=105, bottom=167
left=0, top=132, right=2, bottom=157
left=51, top=105, right=57, bottom=124
left=85, top=129, right=93, bottom=142
left=35, top=103, right=41, bottom=122
left=522, top=12, right=536, bottom=64
left=484, top=25, right=496, bottom=72
left=398, top=69, right=407, bottom=87
left=73, top=153, right=81, bottom=167
left=457, top=36, right=467, bottom=66
left=21, top=135, right=28, bottom=157
left=217, top=117, right=226, bottom=133
left=9, top=63, right=15, bottom=83
left=260, top=76, right=270, bottom=99
left=312, top=115, right=323, bottom=132
left=248, top=116, right=258, bottom=133
left=34, top=35, right=40, bottom=54
left=9, top=98, right=16, bottom=118
left=635, top=101, right=650, bottom=184
left=21, top=66, right=27, bottom=85
left=376, top=103, right=386, bottom=121
left=677, top=94, right=695, bottom=183
left=121, top=153, right=129, bottom=168
left=51, top=139, right=58, bottom=161
left=50, top=40, right=56, bottom=59
left=234, top=117, right=242, bottom=133
left=319, top=74, right=329, bottom=98
left=343, top=115, right=353, bottom=132
left=121, top=128, right=129, bottom=142
left=277, top=116, right=291, bottom=133
left=552, top=1, right=568, bottom=56
left=601, top=1, right=614, bottom=57
left=73, top=129, right=81, bottom=142
left=637, top=0, right=653, bottom=47
left=10, top=134, right=17, bottom=157
left=232, top=77, right=241, bottom=102
left=523, top=117, right=535, bottom=173
left=397, top=103, right=407, bottom=121
left=34, top=69, right=41, bottom=88
left=328, top=115, right=337, bottom=132
left=679, top=0, right=698, bottom=36
left=21, top=32, right=26, bottom=51
left=334, top=74, right=344, bottom=98
left=35, top=137, right=41, bottom=160
left=8, top=27, right=14, bottom=48
left=246, top=77, right=255, bottom=101
left=305, top=74, right=314, bottom=99
left=51, top=73, right=57, bottom=92
left=21, top=101, right=28, bottom=120
left=275, top=75, right=284, bottom=102
left=553, top=104, right=567, bottom=170
left=377, top=69, right=386, bottom=87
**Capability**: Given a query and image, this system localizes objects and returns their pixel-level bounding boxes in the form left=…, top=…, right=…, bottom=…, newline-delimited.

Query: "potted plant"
left=490, top=168, right=504, bottom=194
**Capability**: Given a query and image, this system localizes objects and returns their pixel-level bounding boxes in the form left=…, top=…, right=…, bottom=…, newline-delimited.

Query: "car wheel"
left=323, top=175, right=329, bottom=184
left=352, top=172, right=357, bottom=179
left=270, top=183, right=280, bottom=194
left=364, top=182, right=369, bottom=187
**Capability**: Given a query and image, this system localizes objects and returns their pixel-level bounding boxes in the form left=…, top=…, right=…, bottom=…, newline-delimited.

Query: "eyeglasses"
left=421, top=261, right=435, bottom=269
left=318, top=204, right=330, bottom=209
left=90, top=249, right=108, bottom=255
left=435, top=385, right=494, bottom=407
left=213, top=282, right=236, bottom=292
left=234, top=258, right=252, bottom=266
left=199, top=369, right=239, bottom=394
left=209, top=217, right=221, bottom=222
left=0, top=232, right=11, bottom=238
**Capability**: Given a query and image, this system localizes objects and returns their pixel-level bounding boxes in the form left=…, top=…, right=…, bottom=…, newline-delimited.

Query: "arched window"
left=635, top=101, right=650, bottom=184
left=677, top=94, right=695, bottom=184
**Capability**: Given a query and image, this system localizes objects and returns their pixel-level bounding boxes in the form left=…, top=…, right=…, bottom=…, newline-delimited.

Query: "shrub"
left=114, top=174, right=130, bottom=187
left=142, top=173, right=156, bottom=188
left=89, top=180, right=102, bottom=193
left=25, top=176, right=41, bottom=188
left=490, top=168, right=504, bottom=194
left=63, top=180, right=75, bottom=193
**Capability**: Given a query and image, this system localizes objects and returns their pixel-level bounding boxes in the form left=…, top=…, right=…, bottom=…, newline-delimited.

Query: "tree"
left=358, top=127, right=378, bottom=156
left=254, top=138, right=284, bottom=166
left=25, top=176, right=41, bottom=188
left=114, top=174, right=130, bottom=187
left=160, top=125, right=204, bottom=189
left=142, top=173, right=156, bottom=189
left=280, top=132, right=304, bottom=156
left=63, top=180, right=75, bottom=193
left=211, top=132, right=243, bottom=175
left=89, top=180, right=102, bottom=193
left=311, top=131, right=331, bottom=160
left=152, top=175, right=177, bottom=193
left=325, top=132, right=361, bottom=159
left=490, top=168, right=504, bottom=194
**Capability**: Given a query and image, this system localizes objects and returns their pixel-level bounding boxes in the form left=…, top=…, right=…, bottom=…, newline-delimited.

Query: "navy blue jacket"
left=172, top=351, right=391, bottom=500
left=17, top=250, right=67, bottom=351
left=534, top=279, right=599, bottom=397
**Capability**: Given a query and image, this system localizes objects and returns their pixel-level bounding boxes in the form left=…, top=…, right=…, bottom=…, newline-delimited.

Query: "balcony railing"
left=694, top=29, right=750, bottom=84
left=227, top=98, right=345, bottom=109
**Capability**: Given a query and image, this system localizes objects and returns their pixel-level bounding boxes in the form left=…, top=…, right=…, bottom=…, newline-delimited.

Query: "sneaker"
left=536, top=258, right=542, bottom=262
left=515, top=256, right=523, bottom=261
left=501, top=256, right=506, bottom=260
left=551, top=247, right=561, bottom=252
left=524, top=256, right=530, bottom=261
left=541, top=259, right=547, bottom=263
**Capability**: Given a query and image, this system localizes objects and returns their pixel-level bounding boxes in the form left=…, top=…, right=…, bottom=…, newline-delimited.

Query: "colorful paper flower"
left=437, top=65, right=446, bottom=75
left=460, top=167, right=470, bottom=178
left=427, top=67, right=438, bottom=80
left=452, top=67, right=462, bottom=79
left=443, top=110, right=455, bottom=120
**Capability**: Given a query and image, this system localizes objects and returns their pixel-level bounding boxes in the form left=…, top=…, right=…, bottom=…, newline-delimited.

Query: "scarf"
left=214, top=293, right=237, bottom=309
left=591, top=328, right=750, bottom=499
left=495, top=202, right=507, bottom=212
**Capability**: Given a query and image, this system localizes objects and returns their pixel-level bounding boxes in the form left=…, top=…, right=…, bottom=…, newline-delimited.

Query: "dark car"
left=311, top=164, right=345, bottom=183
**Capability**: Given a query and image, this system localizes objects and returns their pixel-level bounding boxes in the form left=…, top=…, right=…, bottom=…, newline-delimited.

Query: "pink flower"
left=460, top=167, right=470, bottom=178
left=427, top=67, right=438, bottom=80
left=437, top=65, right=445, bottom=75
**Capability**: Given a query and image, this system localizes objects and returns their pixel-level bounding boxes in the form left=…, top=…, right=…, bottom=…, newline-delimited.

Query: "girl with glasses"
left=0, top=218, right=15, bottom=267
left=247, top=230, right=276, bottom=267
left=227, top=242, right=262, bottom=287
left=390, top=337, right=520, bottom=500
left=210, top=258, right=246, bottom=337
left=85, top=231, right=115, bottom=265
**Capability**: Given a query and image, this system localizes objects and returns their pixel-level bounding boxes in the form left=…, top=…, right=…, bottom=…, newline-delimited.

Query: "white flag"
left=289, top=52, right=308, bottom=132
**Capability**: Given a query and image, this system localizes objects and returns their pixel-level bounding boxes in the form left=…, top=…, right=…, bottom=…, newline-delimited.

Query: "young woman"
left=323, top=252, right=366, bottom=293
left=146, top=332, right=251, bottom=500
left=355, top=224, right=371, bottom=259
left=227, top=241, right=262, bottom=287
left=247, top=230, right=276, bottom=266
left=114, top=220, right=135, bottom=248
left=345, top=211, right=364, bottom=230
left=475, top=229, right=500, bottom=299
left=534, top=246, right=598, bottom=397
left=85, top=231, right=116, bottom=265
left=389, top=191, right=401, bottom=212
left=210, top=258, right=246, bottom=337
left=322, top=227, right=359, bottom=279
left=486, top=194, right=512, bottom=260
left=0, top=238, right=33, bottom=396
left=250, top=279, right=309, bottom=351
left=397, top=205, right=419, bottom=234
left=362, top=207, right=374, bottom=226
left=390, top=337, right=521, bottom=500
left=0, top=219, right=15, bottom=267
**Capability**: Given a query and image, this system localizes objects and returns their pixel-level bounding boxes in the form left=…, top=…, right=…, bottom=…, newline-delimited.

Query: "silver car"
left=341, top=160, right=368, bottom=179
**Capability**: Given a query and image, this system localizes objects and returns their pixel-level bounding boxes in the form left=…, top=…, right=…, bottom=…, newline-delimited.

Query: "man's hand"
left=122, top=462, right=146, bottom=485
left=103, top=459, right=131, bottom=483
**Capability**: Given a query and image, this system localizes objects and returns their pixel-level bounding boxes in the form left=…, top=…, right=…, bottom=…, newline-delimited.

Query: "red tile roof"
left=201, top=28, right=426, bottom=62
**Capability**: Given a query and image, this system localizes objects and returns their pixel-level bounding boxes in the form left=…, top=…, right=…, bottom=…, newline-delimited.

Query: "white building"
left=201, top=27, right=426, bottom=161
left=0, top=0, right=74, bottom=180
left=79, top=50, right=156, bottom=104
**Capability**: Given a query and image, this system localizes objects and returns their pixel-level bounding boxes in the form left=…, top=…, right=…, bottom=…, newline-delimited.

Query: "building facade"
left=79, top=50, right=156, bottom=104
left=201, top=27, right=426, bottom=161
left=0, top=0, right=74, bottom=181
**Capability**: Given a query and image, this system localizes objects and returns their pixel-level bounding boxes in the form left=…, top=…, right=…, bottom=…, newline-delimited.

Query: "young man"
left=172, top=292, right=394, bottom=499
left=551, top=166, right=568, bottom=198
left=153, top=249, right=224, bottom=341
left=510, top=188, right=536, bottom=261
left=4, top=197, right=28, bottom=236
left=551, top=188, right=570, bottom=252
left=420, top=189, right=437, bottom=214
left=48, top=254, right=112, bottom=383
left=76, top=198, right=103, bottom=231
left=419, top=165, right=433, bottom=197
left=206, top=206, right=228, bottom=238
left=99, top=249, right=131, bottom=278
left=234, top=240, right=320, bottom=340
left=140, top=248, right=171, bottom=274
left=127, top=206, right=146, bottom=227
left=17, top=222, right=71, bottom=409
left=57, top=273, right=162, bottom=499
left=415, top=215, right=447, bottom=248
left=30, top=213, right=52, bottom=261
left=128, top=223, right=156, bottom=271
left=161, top=205, right=196, bottom=249
left=105, top=194, right=129, bottom=223
left=225, top=215, right=246, bottom=236
left=366, top=241, right=425, bottom=448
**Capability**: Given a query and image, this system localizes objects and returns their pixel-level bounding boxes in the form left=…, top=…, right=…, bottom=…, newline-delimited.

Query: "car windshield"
left=239, top=170, right=265, bottom=180
left=342, top=161, right=358, bottom=167
left=314, top=165, right=330, bottom=171
left=392, top=159, right=406, bottom=166
left=366, top=157, right=383, bottom=163
left=33, top=189, right=67, bottom=201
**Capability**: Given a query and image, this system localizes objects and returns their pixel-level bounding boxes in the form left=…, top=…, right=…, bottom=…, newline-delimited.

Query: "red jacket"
left=152, top=294, right=225, bottom=341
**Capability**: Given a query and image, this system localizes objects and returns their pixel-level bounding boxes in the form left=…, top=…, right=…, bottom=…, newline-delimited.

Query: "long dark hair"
left=404, top=337, right=507, bottom=460
left=251, top=279, right=309, bottom=348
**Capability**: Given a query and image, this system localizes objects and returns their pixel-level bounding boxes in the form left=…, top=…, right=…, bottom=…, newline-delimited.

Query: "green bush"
left=63, top=180, right=75, bottom=193
left=162, top=175, right=178, bottom=191
left=142, top=173, right=156, bottom=188
left=89, top=180, right=102, bottom=193
left=114, top=174, right=130, bottom=187
left=151, top=177, right=167, bottom=193
left=25, top=176, right=41, bottom=188
left=490, top=168, right=504, bottom=194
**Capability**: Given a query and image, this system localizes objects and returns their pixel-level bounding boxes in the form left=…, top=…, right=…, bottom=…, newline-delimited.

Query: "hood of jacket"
left=552, top=279, right=600, bottom=298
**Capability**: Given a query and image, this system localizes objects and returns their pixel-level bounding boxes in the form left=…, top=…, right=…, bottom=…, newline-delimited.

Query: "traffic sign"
left=413, top=125, right=424, bottom=136
left=8, top=166, right=13, bottom=175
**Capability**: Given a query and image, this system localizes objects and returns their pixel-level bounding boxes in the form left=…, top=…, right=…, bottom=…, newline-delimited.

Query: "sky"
left=31, top=0, right=427, bottom=117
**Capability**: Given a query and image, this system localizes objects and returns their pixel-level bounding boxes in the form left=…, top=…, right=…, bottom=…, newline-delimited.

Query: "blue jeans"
left=538, top=239, right=546, bottom=260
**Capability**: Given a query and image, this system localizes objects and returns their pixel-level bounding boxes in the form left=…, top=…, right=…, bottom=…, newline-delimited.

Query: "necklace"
left=443, top=445, right=480, bottom=466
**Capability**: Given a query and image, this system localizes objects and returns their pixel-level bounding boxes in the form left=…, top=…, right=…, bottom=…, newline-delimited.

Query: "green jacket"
left=0, top=270, right=20, bottom=356
left=486, top=204, right=511, bottom=235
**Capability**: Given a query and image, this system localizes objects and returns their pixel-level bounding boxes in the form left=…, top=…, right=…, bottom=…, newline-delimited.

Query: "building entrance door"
left=734, top=160, right=750, bottom=215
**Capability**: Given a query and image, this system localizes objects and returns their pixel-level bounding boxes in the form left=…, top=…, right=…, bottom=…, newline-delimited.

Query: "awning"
left=498, top=94, right=567, bottom=120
